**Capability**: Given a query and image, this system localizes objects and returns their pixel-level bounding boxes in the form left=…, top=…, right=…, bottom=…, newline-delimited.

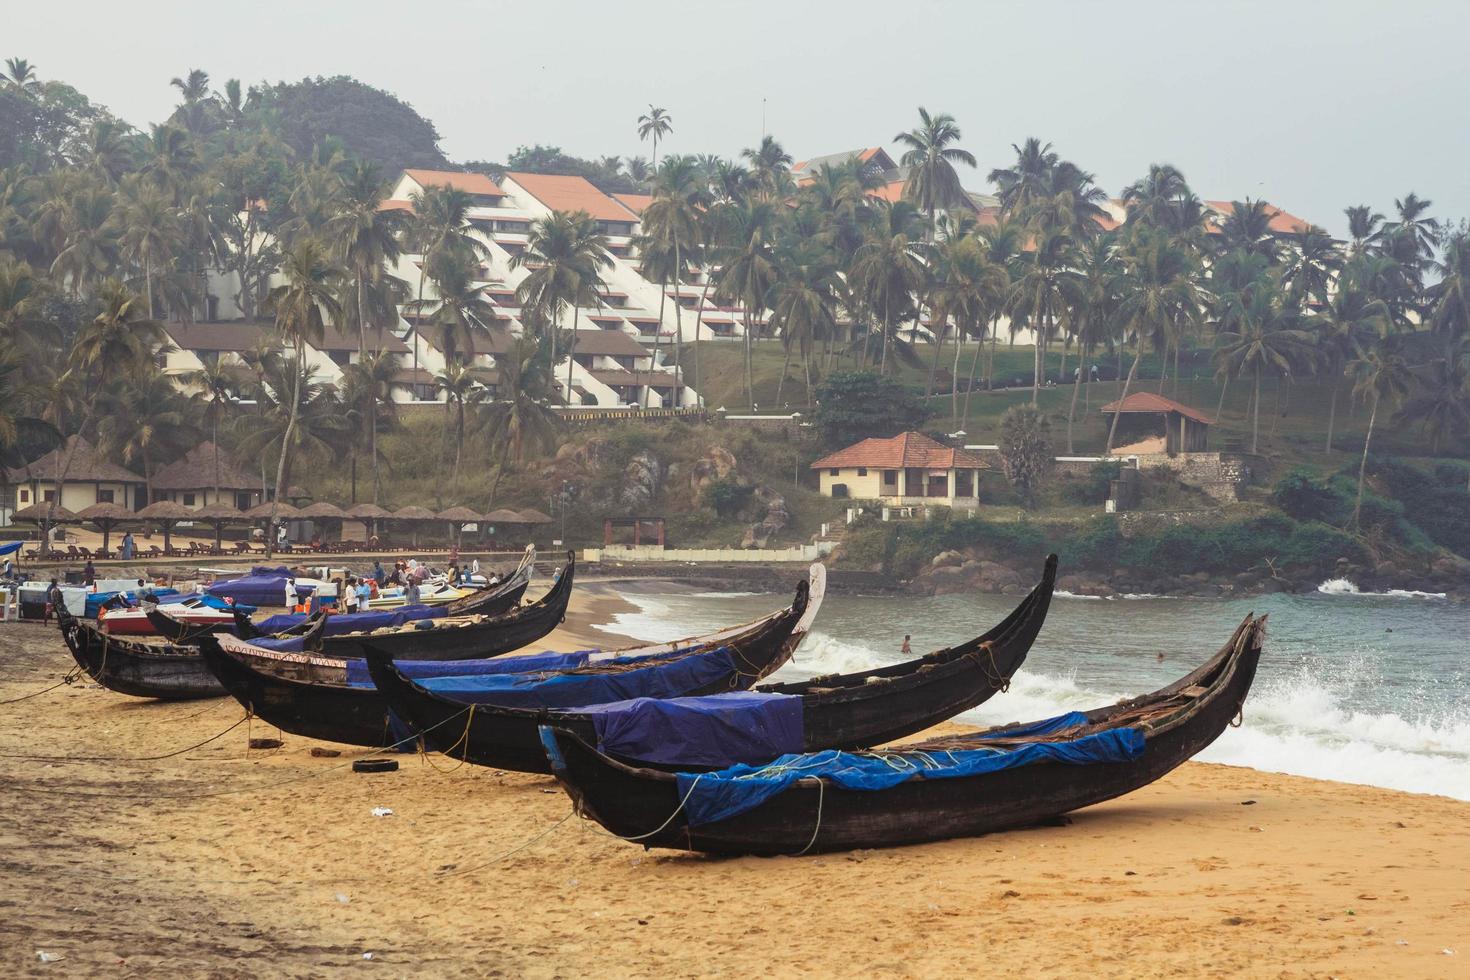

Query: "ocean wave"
left=1317, top=577, right=1446, bottom=599
left=1054, top=590, right=1104, bottom=601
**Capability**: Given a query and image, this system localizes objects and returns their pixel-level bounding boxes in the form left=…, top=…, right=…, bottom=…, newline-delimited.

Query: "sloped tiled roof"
left=1100, top=391, right=1214, bottom=425
left=165, top=321, right=275, bottom=353
left=792, top=147, right=898, bottom=175
left=612, top=193, right=653, bottom=215
left=505, top=172, right=640, bottom=223
left=401, top=169, right=505, bottom=197
left=567, top=329, right=646, bottom=356
left=313, top=325, right=410, bottom=353
left=810, top=432, right=988, bottom=471
left=5, top=436, right=141, bottom=484
left=152, top=442, right=257, bottom=491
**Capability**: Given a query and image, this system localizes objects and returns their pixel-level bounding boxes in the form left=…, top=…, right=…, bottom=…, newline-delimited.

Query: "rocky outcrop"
left=688, top=446, right=738, bottom=498
left=740, top=486, right=790, bottom=549
left=618, top=451, right=662, bottom=510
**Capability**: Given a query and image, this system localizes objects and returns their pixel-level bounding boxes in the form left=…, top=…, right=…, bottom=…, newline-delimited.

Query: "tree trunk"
left=453, top=400, right=465, bottom=483
left=775, top=336, right=793, bottom=407
left=413, top=263, right=428, bottom=378
left=880, top=296, right=891, bottom=376
left=1105, top=349, right=1143, bottom=454
left=212, top=413, right=220, bottom=499
left=266, top=342, right=304, bottom=560
left=567, top=305, right=580, bottom=406
left=962, top=330, right=983, bottom=424
left=350, top=449, right=358, bottom=504
left=950, top=327, right=964, bottom=421
left=925, top=317, right=945, bottom=397
left=145, top=257, right=154, bottom=320
left=369, top=383, right=379, bottom=506
left=1251, top=366, right=1262, bottom=454
left=671, top=240, right=684, bottom=405
left=1157, top=338, right=1169, bottom=393
left=357, top=274, right=367, bottom=355
left=1066, top=347, right=1083, bottom=454
left=693, top=275, right=712, bottom=408
left=1353, top=396, right=1378, bottom=527
left=743, top=309, right=755, bottom=409
left=651, top=276, right=668, bottom=367
left=1215, top=375, right=1229, bottom=424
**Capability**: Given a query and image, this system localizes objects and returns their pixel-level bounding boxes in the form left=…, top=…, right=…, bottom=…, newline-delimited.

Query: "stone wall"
left=1134, top=452, right=1253, bottom=502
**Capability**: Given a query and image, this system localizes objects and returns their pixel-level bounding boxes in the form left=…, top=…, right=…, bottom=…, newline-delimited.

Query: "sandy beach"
left=1, top=585, right=1466, bottom=978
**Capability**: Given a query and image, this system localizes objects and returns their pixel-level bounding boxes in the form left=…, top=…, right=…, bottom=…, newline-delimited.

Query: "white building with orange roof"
left=809, top=431, right=989, bottom=508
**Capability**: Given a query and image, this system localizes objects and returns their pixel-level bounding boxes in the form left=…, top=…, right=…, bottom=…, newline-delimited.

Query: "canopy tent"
left=76, top=502, right=134, bottom=557
left=135, top=500, right=195, bottom=554
left=192, top=501, right=244, bottom=554
left=0, top=541, right=23, bottom=557
left=345, top=503, right=391, bottom=544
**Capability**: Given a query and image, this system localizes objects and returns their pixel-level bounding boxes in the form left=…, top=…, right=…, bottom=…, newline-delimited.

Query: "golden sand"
left=1, top=585, right=1466, bottom=977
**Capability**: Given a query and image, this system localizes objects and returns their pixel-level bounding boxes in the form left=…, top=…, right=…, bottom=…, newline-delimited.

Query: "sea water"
left=597, top=581, right=1470, bottom=801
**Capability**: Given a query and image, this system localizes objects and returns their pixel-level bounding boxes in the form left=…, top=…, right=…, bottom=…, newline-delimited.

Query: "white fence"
left=584, top=543, right=832, bottom=563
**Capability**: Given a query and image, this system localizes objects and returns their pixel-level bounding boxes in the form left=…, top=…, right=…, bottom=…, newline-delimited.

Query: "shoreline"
left=0, top=626, right=1465, bottom=975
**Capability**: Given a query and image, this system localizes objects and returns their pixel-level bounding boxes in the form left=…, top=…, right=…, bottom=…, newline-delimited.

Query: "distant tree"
left=245, top=76, right=448, bottom=173
left=1348, top=339, right=1413, bottom=527
left=97, top=366, right=199, bottom=504
left=636, top=106, right=673, bottom=171
left=998, top=405, right=1053, bottom=506
left=484, top=336, right=562, bottom=501
left=812, top=371, right=931, bottom=449
left=894, top=107, right=975, bottom=238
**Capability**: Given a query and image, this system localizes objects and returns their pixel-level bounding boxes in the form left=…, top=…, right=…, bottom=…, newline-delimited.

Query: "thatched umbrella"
left=345, top=503, right=391, bottom=546
left=481, top=508, right=527, bottom=548
left=135, top=500, right=195, bottom=554
left=297, top=501, right=347, bottom=547
left=13, top=502, right=78, bottom=557
left=391, top=505, right=437, bottom=548
left=75, top=502, right=134, bottom=557
left=242, top=501, right=302, bottom=554
left=517, top=508, right=554, bottom=525
left=437, top=506, right=482, bottom=550
left=192, top=501, right=243, bottom=555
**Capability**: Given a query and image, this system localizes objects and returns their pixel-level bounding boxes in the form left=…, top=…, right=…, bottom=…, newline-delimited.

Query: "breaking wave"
left=1318, top=577, right=1446, bottom=599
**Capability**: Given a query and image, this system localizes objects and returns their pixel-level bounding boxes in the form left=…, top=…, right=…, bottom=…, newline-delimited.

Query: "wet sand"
left=1, top=585, right=1467, bottom=978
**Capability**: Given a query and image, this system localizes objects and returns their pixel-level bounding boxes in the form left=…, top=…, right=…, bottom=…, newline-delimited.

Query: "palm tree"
left=433, top=359, right=490, bottom=483
left=49, top=183, right=118, bottom=297
left=1348, top=339, right=1413, bottom=526
left=48, top=279, right=169, bottom=521
left=182, top=359, right=244, bottom=498
left=262, top=240, right=343, bottom=555
left=894, top=108, right=976, bottom=238
left=641, top=155, right=705, bottom=376
left=847, top=201, right=928, bottom=376
left=989, top=138, right=1058, bottom=218
left=415, top=249, right=499, bottom=365
left=1395, top=338, right=1470, bottom=455
left=1215, top=199, right=1279, bottom=263
left=1214, top=282, right=1317, bottom=454
left=740, top=136, right=793, bottom=203
left=234, top=358, right=346, bottom=514
left=930, top=234, right=1009, bottom=421
left=1107, top=230, right=1201, bottom=453
left=2, top=58, right=41, bottom=95
left=142, top=124, right=198, bottom=201
left=1428, top=228, right=1470, bottom=342
left=0, top=256, right=48, bottom=353
left=116, top=180, right=183, bottom=318
left=636, top=106, right=673, bottom=171
left=1281, top=225, right=1341, bottom=312
left=1120, top=164, right=1191, bottom=230
left=340, top=351, right=400, bottom=504
left=513, top=211, right=609, bottom=393
left=328, top=161, right=405, bottom=354
left=74, top=120, right=136, bottom=185
left=97, top=367, right=199, bottom=505
left=1065, top=233, right=1122, bottom=451
left=1010, top=225, right=1080, bottom=405
left=1344, top=205, right=1384, bottom=255
left=483, top=336, right=562, bottom=502
left=1309, top=268, right=1389, bottom=453
left=406, top=184, right=490, bottom=373
left=768, top=238, right=839, bottom=405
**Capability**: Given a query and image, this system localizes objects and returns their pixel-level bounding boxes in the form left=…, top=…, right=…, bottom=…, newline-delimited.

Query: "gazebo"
left=345, top=503, right=391, bottom=546
left=75, top=502, right=134, bottom=558
left=297, top=501, right=347, bottom=546
left=135, top=500, right=196, bottom=555
left=1100, top=392, right=1214, bottom=455
left=192, top=501, right=244, bottom=555
left=517, top=508, right=554, bottom=525
left=391, top=505, right=437, bottom=547
left=244, top=501, right=302, bottom=553
left=12, top=503, right=78, bottom=557
left=436, top=507, right=482, bottom=549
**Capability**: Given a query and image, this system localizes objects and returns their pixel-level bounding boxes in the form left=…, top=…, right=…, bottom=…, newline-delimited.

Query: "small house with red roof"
left=1100, top=392, right=1214, bottom=454
left=809, top=431, right=989, bottom=507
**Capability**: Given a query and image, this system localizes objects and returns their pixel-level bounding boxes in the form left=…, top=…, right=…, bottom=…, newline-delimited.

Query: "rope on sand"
left=0, top=678, right=72, bottom=705
left=0, top=713, right=251, bottom=762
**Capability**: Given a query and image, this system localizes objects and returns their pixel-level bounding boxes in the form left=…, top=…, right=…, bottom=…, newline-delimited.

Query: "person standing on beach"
left=343, top=577, right=359, bottom=613
left=43, top=578, right=63, bottom=623
left=120, top=532, right=135, bottom=561
left=83, top=560, right=95, bottom=587
left=901, top=634, right=912, bottom=656
left=372, top=560, right=385, bottom=587
left=404, top=577, right=420, bottom=606
left=356, top=577, right=372, bottom=612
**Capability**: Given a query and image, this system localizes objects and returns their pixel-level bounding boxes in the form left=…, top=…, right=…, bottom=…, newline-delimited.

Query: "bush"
left=998, top=406, right=1053, bottom=506
left=703, top=479, right=752, bottom=518
left=1061, top=461, right=1122, bottom=505
left=1271, top=469, right=1346, bottom=524
left=812, top=372, right=932, bottom=449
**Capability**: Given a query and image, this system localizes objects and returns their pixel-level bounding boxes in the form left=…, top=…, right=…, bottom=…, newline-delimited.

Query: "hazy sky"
left=12, top=0, right=1470, bottom=236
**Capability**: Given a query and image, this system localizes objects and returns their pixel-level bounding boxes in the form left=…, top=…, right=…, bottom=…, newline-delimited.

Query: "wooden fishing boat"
left=198, top=573, right=812, bottom=749
left=369, top=556, right=1054, bottom=773
left=364, top=566, right=826, bottom=772
left=540, top=614, right=1266, bottom=855
left=55, top=605, right=224, bottom=700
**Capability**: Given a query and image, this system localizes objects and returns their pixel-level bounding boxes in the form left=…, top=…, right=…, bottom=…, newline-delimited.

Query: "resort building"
left=5, top=437, right=147, bottom=513
left=810, top=431, right=988, bottom=508
left=149, top=442, right=265, bottom=511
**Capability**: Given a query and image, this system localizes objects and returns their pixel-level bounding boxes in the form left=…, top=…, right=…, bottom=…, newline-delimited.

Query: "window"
left=18, top=489, right=29, bottom=503
left=236, top=492, right=252, bottom=510
left=43, top=490, right=55, bottom=502
left=882, top=470, right=897, bottom=486
left=955, top=470, right=974, bottom=498
left=857, top=467, right=867, bottom=477
left=829, top=468, right=840, bottom=476
left=182, top=493, right=196, bottom=507
left=97, top=489, right=115, bottom=504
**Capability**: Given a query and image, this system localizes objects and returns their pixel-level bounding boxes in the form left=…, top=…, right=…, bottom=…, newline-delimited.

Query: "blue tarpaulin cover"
left=576, top=691, right=804, bottom=768
left=208, top=573, right=316, bottom=607
left=671, top=712, right=1145, bottom=826
left=342, top=649, right=595, bottom=688
left=0, top=541, right=22, bottom=556
left=416, top=646, right=738, bottom=710
left=253, top=604, right=445, bottom=637
left=83, top=587, right=181, bottom=619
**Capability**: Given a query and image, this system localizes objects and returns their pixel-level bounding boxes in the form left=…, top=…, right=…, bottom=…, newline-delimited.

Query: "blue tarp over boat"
left=0, top=541, right=22, bottom=556
left=207, top=571, right=316, bottom=607
left=83, top=587, right=181, bottom=619
left=253, top=604, right=446, bottom=638
left=416, top=645, right=739, bottom=710
left=342, top=649, right=596, bottom=687
left=576, top=691, right=804, bottom=768
left=666, top=712, right=1146, bottom=826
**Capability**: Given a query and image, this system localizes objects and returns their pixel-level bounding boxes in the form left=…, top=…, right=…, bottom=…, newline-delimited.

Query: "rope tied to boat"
left=418, top=704, right=477, bottom=774
left=793, top=776, right=825, bottom=856
left=967, top=640, right=1008, bottom=693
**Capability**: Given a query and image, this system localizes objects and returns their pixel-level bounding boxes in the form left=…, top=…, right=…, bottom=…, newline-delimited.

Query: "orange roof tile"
left=612, top=193, right=653, bottom=215
left=1100, top=391, right=1213, bottom=425
left=378, top=199, right=414, bottom=213
left=402, top=169, right=505, bottom=197
left=505, top=173, right=640, bottom=223
left=810, top=432, right=988, bottom=471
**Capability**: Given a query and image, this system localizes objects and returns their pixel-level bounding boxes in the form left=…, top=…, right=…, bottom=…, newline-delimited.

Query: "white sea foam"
left=687, top=591, right=763, bottom=600
left=1054, top=590, right=1104, bottom=601
left=1318, top=577, right=1446, bottom=599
